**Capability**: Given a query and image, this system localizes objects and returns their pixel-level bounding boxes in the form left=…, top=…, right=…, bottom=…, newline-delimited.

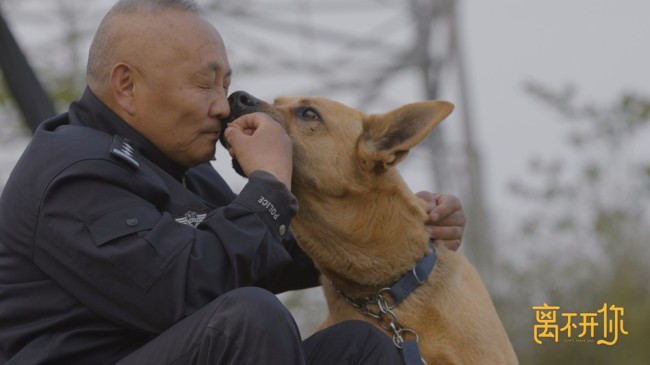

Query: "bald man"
left=0, top=0, right=466, bottom=364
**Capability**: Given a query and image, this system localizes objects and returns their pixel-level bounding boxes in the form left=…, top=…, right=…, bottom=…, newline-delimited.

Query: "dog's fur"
left=226, top=92, right=518, bottom=364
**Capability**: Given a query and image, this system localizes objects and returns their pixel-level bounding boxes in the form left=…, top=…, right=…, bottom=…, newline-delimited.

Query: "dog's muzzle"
left=219, top=90, right=264, bottom=149
left=219, top=90, right=266, bottom=177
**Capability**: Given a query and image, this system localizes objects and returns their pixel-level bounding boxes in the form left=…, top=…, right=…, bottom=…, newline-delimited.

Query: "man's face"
left=130, top=10, right=232, bottom=167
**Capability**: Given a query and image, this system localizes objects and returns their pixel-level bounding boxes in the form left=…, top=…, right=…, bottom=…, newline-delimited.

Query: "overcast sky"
left=460, top=0, right=650, bottom=212
left=216, top=0, right=650, bottom=225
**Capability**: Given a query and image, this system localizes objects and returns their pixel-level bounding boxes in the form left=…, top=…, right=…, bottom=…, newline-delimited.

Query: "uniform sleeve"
left=251, top=228, right=322, bottom=293
left=183, top=165, right=321, bottom=293
left=35, top=159, right=306, bottom=334
left=202, top=170, right=321, bottom=294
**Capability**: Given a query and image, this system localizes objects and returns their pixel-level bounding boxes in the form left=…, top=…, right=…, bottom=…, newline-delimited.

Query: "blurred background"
left=1, top=0, right=649, bottom=363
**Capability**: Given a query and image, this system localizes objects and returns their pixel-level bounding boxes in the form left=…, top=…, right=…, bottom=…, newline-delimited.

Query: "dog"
left=223, top=91, right=518, bottom=364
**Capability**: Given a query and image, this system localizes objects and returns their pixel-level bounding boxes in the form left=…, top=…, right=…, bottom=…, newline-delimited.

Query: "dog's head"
left=222, top=91, right=454, bottom=196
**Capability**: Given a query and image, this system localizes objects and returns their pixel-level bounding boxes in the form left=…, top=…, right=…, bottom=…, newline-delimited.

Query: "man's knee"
left=117, top=288, right=304, bottom=365
left=327, top=320, right=395, bottom=347
left=198, top=287, right=304, bottom=363
left=304, top=320, right=403, bottom=365
left=204, top=287, right=296, bottom=330
left=219, top=286, right=281, bottom=309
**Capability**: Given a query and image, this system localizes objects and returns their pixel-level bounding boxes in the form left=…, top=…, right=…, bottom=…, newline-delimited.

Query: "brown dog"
left=225, top=91, right=518, bottom=364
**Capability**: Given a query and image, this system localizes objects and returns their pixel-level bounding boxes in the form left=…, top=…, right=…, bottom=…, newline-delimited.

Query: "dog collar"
left=386, top=240, right=437, bottom=305
left=331, top=240, right=436, bottom=365
left=331, top=239, right=436, bottom=308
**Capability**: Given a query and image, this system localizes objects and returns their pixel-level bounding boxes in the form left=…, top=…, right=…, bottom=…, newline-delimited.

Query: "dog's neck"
left=290, top=172, right=431, bottom=295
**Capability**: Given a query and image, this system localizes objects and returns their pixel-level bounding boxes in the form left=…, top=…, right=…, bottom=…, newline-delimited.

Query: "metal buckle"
left=412, top=265, right=426, bottom=285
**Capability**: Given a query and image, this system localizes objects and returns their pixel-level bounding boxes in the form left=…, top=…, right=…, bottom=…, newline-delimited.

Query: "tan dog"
left=226, top=92, right=518, bottom=364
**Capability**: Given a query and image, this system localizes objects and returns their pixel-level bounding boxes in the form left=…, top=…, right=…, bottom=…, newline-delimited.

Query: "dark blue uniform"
left=0, top=89, right=403, bottom=365
left=0, top=88, right=320, bottom=363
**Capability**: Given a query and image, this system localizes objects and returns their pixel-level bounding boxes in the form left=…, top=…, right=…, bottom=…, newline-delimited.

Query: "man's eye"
left=300, top=107, right=321, bottom=121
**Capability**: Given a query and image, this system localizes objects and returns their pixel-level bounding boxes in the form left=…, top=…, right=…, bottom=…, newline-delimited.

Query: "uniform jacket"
left=0, top=88, right=320, bottom=364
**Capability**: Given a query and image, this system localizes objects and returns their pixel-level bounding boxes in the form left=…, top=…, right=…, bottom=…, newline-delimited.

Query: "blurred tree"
left=0, top=8, right=56, bottom=132
left=0, top=0, right=92, bottom=134
left=501, top=83, right=650, bottom=364
left=0, top=74, right=27, bottom=140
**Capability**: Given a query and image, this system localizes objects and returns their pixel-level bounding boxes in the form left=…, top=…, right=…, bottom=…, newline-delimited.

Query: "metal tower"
left=0, top=0, right=494, bottom=273
left=208, top=0, right=494, bottom=272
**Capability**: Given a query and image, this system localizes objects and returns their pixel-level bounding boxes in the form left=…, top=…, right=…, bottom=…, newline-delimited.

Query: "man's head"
left=87, top=0, right=232, bottom=167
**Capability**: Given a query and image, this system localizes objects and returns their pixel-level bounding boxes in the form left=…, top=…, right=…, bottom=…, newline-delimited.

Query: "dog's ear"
left=358, top=101, right=454, bottom=174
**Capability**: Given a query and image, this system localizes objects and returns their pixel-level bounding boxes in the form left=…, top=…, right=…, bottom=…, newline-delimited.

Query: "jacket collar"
left=68, top=87, right=188, bottom=181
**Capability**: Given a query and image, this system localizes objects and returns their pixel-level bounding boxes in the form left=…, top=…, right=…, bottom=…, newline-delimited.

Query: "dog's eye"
left=298, top=107, right=322, bottom=122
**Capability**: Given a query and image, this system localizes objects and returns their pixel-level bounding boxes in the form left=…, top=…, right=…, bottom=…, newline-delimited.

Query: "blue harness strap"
left=387, top=241, right=436, bottom=365
left=401, top=339, right=425, bottom=365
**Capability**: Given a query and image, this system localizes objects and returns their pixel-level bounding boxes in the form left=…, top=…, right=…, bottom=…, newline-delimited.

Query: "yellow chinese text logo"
left=532, top=303, right=628, bottom=345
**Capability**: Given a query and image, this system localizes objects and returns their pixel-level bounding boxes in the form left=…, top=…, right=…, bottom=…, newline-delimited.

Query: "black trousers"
left=116, top=287, right=403, bottom=365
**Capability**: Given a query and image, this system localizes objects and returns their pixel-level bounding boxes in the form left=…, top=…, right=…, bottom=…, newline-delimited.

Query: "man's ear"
left=358, top=100, right=454, bottom=174
left=110, top=63, right=136, bottom=116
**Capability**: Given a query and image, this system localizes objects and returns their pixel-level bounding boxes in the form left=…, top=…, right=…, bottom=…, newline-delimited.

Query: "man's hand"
left=224, top=112, right=293, bottom=189
left=416, top=192, right=466, bottom=251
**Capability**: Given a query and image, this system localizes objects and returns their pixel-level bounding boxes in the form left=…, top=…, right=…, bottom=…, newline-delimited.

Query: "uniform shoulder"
left=32, top=116, right=141, bottom=170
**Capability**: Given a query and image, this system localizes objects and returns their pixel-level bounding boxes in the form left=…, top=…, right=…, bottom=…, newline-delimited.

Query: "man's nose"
left=210, top=93, right=231, bottom=120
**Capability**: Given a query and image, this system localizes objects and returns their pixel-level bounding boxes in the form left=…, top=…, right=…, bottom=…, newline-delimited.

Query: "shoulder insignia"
left=110, top=136, right=140, bottom=169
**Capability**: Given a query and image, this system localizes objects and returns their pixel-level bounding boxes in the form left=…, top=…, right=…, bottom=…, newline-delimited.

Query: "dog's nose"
left=228, top=91, right=262, bottom=111
left=220, top=91, right=264, bottom=150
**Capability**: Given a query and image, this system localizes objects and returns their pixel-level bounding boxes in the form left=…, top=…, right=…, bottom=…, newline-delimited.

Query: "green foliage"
left=45, top=73, right=84, bottom=111
left=505, top=83, right=650, bottom=364
left=525, top=83, right=650, bottom=148
left=0, top=75, right=18, bottom=108
left=0, top=75, right=30, bottom=139
left=0, top=70, right=81, bottom=137
left=0, top=76, right=9, bottom=104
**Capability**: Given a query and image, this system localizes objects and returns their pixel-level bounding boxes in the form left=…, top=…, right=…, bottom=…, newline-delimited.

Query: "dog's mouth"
left=219, top=91, right=270, bottom=177
left=219, top=91, right=267, bottom=149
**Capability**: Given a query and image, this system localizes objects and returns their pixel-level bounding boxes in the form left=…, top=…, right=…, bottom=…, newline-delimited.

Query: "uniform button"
left=126, top=217, right=138, bottom=227
left=278, top=224, right=286, bottom=236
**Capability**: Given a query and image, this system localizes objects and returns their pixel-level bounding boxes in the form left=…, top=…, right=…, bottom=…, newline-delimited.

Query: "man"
left=0, top=0, right=466, bottom=364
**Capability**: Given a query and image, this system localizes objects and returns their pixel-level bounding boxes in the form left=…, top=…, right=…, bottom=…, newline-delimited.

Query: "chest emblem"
left=175, top=210, right=207, bottom=228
